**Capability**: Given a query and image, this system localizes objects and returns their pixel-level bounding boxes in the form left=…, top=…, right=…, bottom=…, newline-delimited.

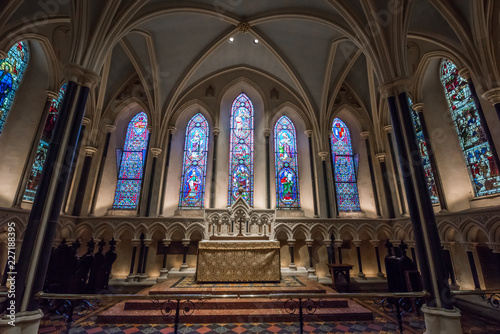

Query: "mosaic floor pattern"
left=170, top=276, right=305, bottom=289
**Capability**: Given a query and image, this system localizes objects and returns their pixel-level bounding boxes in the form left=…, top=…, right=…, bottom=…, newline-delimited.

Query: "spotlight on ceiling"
left=229, top=37, right=234, bottom=43
left=253, top=39, right=259, bottom=44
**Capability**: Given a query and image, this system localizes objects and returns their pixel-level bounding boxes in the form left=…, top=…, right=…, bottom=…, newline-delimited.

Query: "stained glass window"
left=440, top=59, right=500, bottom=196
left=227, top=93, right=254, bottom=206
left=0, top=41, right=29, bottom=135
left=331, top=118, right=361, bottom=211
left=408, top=98, right=439, bottom=204
left=23, top=83, right=67, bottom=202
left=113, top=112, right=149, bottom=209
left=179, top=113, right=209, bottom=208
left=274, top=116, right=300, bottom=208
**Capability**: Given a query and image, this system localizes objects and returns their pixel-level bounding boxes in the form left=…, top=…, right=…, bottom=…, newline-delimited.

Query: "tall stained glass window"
left=179, top=113, right=209, bottom=208
left=409, top=98, right=439, bottom=204
left=440, top=59, right=500, bottom=196
left=274, top=116, right=300, bottom=208
left=0, top=41, right=29, bottom=134
left=228, top=93, right=254, bottom=206
left=23, top=83, right=67, bottom=202
left=331, top=118, right=361, bottom=211
left=113, top=112, right=149, bottom=209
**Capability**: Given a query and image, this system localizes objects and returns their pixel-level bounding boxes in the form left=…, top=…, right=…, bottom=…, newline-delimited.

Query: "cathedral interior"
left=0, top=0, right=500, bottom=333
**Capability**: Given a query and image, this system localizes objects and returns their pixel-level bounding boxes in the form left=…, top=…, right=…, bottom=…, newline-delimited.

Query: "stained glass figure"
left=0, top=41, right=29, bottom=134
left=179, top=113, right=209, bottom=208
left=227, top=93, right=254, bottom=206
left=331, top=118, right=361, bottom=211
left=23, top=83, right=67, bottom=202
left=440, top=59, right=500, bottom=196
left=274, top=116, right=300, bottom=208
left=408, top=98, right=439, bottom=204
left=113, top=112, right=149, bottom=209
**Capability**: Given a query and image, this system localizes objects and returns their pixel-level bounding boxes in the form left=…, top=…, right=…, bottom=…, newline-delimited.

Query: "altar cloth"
left=196, top=240, right=281, bottom=282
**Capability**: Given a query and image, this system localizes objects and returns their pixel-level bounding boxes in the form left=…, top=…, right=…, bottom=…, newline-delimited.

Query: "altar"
left=196, top=240, right=281, bottom=282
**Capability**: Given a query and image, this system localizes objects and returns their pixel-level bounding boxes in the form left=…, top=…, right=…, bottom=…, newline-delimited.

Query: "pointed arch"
left=274, top=115, right=300, bottom=209
left=113, top=111, right=149, bottom=209
left=178, top=113, right=209, bottom=208
left=23, top=83, right=67, bottom=202
left=440, top=59, right=500, bottom=197
left=330, top=118, right=360, bottom=211
left=227, top=93, right=254, bottom=206
left=0, top=41, right=29, bottom=135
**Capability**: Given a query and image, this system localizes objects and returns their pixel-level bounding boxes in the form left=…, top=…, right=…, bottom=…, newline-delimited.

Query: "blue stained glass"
left=23, top=83, right=67, bottom=202
left=440, top=59, right=500, bottom=196
left=274, top=116, right=300, bottom=208
left=113, top=112, right=149, bottom=209
left=228, top=93, right=254, bottom=206
left=0, top=41, right=29, bottom=135
left=408, top=98, right=439, bottom=204
left=331, top=118, right=360, bottom=211
left=179, top=113, right=209, bottom=208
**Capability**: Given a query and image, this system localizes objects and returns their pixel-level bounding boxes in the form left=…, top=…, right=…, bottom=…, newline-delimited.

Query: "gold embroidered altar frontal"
left=196, top=240, right=281, bottom=282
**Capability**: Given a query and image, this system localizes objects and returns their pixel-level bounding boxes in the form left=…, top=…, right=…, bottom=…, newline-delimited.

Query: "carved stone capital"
left=378, top=77, right=411, bottom=98
left=352, top=240, right=362, bottom=247
left=81, top=117, right=91, bottom=127
left=150, top=148, right=162, bottom=158
left=482, top=88, right=500, bottom=104
left=323, top=239, right=332, bottom=247
left=305, top=239, right=314, bottom=247
left=412, top=102, right=424, bottom=113
left=143, top=239, right=153, bottom=247
left=106, top=124, right=116, bottom=133
left=213, top=127, right=220, bottom=136
left=441, top=241, right=455, bottom=251
left=64, top=63, right=100, bottom=88
left=237, top=21, right=251, bottom=33
left=486, top=242, right=500, bottom=253
left=182, top=239, right=191, bottom=247
left=162, top=239, right=172, bottom=247
left=376, top=153, right=386, bottom=162
left=334, top=240, right=343, bottom=248
left=370, top=239, right=381, bottom=247
left=46, top=90, right=59, bottom=101
left=85, top=146, right=98, bottom=157
left=360, top=131, right=370, bottom=139
left=263, top=128, right=271, bottom=137
left=458, top=68, right=471, bottom=80
left=168, top=126, right=177, bottom=135
left=131, top=239, right=141, bottom=247
left=461, top=242, right=477, bottom=251
left=406, top=241, right=416, bottom=248
left=318, top=151, right=329, bottom=161
left=287, top=239, right=296, bottom=247
left=383, top=125, right=393, bottom=133
left=304, top=129, right=312, bottom=138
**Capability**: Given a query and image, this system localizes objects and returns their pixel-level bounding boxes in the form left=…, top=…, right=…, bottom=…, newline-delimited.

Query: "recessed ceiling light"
left=229, top=37, right=234, bottom=43
left=253, top=39, right=259, bottom=44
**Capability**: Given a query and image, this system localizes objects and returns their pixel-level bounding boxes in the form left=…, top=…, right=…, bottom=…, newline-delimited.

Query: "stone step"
left=148, top=288, right=327, bottom=295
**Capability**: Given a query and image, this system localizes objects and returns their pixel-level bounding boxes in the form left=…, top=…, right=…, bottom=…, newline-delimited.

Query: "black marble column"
left=72, top=146, right=97, bottom=216
left=159, top=128, right=175, bottom=215
left=371, top=240, right=385, bottom=278
left=463, top=243, right=481, bottom=289
left=353, top=240, right=365, bottom=278
left=383, top=84, right=452, bottom=309
left=385, top=127, right=407, bottom=216
left=305, top=130, right=319, bottom=217
left=181, top=240, right=190, bottom=270
left=210, top=128, right=219, bottom=208
left=141, top=240, right=151, bottom=276
left=127, top=240, right=139, bottom=280
left=335, top=240, right=343, bottom=264
left=325, top=241, right=333, bottom=265
left=361, top=132, right=381, bottom=217
left=377, top=154, right=395, bottom=218
left=89, top=125, right=115, bottom=215
left=319, top=152, right=332, bottom=218
left=413, top=103, right=448, bottom=211
left=146, top=148, right=162, bottom=217
left=441, top=242, right=459, bottom=289
left=136, top=237, right=145, bottom=276
left=265, top=129, right=271, bottom=209
left=288, top=240, right=296, bottom=270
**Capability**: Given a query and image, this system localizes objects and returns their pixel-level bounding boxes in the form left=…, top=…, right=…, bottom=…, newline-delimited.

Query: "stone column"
left=459, top=68, right=500, bottom=171
left=412, top=102, right=448, bottom=212
left=376, top=153, right=395, bottom=218
left=159, top=127, right=176, bottom=215
left=486, top=242, right=500, bottom=254
left=287, top=239, right=297, bottom=270
left=462, top=242, right=481, bottom=289
left=306, top=239, right=317, bottom=280
left=370, top=240, right=385, bottom=278
left=127, top=239, right=141, bottom=282
left=361, top=131, right=381, bottom=217
left=264, top=128, right=271, bottom=209
left=89, top=125, right=115, bottom=216
left=305, top=130, right=319, bottom=217
left=15, top=65, right=100, bottom=313
left=318, top=151, right=333, bottom=218
left=441, top=242, right=459, bottom=290
left=180, top=239, right=190, bottom=271
left=334, top=240, right=343, bottom=264
left=146, top=148, right=162, bottom=217
left=352, top=240, right=365, bottom=278
left=324, top=239, right=333, bottom=277
left=157, top=239, right=171, bottom=283
left=210, top=127, right=220, bottom=208
left=139, top=239, right=152, bottom=280
left=72, top=146, right=98, bottom=216
left=384, top=125, right=407, bottom=216
left=482, top=87, right=500, bottom=122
